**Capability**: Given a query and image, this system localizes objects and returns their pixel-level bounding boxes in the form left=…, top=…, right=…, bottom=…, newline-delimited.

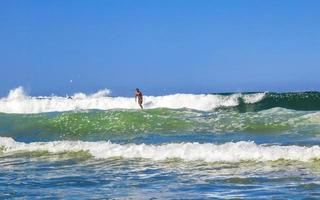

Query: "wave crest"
left=1, top=137, right=320, bottom=162
left=0, top=87, right=265, bottom=113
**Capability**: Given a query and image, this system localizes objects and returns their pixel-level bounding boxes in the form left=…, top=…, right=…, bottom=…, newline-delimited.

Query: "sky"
left=0, top=0, right=319, bottom=96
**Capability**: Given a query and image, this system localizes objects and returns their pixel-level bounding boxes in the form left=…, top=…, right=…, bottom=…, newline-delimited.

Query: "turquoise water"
left=1, top=92, right=320, bottom=199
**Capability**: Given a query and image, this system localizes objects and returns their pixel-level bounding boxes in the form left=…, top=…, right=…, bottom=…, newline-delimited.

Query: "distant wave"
left=1, top=87, right=320, bottom=114
left=234, top=91, right=320, bottom=112
left=0, top=87, right=265, bottom=114
left=1, top=137, right=320, bottom=162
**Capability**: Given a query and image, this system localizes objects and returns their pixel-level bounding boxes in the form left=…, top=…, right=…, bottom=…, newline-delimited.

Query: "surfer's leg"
left=139, top=100, right=143, bottom=109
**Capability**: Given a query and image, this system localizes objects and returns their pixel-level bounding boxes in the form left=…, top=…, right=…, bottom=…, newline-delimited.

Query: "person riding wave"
left=135, top=88, right=143, bottom=109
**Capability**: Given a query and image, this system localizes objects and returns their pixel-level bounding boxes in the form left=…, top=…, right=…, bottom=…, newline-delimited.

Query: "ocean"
left=1, top=87, right=320, bottom=199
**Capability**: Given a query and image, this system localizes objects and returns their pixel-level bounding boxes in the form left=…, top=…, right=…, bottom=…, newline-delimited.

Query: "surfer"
left=135, top=88, right=143, bottom=109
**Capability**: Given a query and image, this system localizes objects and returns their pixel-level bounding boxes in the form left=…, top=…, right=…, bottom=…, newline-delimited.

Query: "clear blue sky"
left=0, top=0, right=319, bottom=96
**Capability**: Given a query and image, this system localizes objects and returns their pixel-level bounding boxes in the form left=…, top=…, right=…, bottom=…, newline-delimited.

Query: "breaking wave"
left=1, top=87, right=320, bottom=114
left=1, top=137, right=320, bottom=162
left=0, top=87, right=265, bottom=113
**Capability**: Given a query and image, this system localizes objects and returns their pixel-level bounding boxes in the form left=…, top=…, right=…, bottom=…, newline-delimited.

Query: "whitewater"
left=0, top=87, right=265, bottom=113
left=1, top=137, right=320, bottom=162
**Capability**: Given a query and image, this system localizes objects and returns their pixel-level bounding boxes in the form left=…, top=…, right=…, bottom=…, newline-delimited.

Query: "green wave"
left=0, top=108, right=319, bottom=139
left=232, top=91, right=320, bottom=112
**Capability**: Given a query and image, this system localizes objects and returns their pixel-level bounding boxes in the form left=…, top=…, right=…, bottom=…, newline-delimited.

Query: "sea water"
left=0, top=88, right=320, bottom=199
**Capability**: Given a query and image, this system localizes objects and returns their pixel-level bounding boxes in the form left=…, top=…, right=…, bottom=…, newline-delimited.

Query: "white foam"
left=6, top=86, right=28, bottom=100
left=0, top=87, right=266, bottom=114
left=242, top=93, right=266, bottom=104
left=73, top=89, right=111, bottom=99
left=0, top=137, right=319, bottom=162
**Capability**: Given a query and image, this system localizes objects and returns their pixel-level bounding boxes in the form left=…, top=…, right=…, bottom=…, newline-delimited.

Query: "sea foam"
left=0, top=137, right=319, bottom=162
left=0, top=87, right=265, bottom=113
